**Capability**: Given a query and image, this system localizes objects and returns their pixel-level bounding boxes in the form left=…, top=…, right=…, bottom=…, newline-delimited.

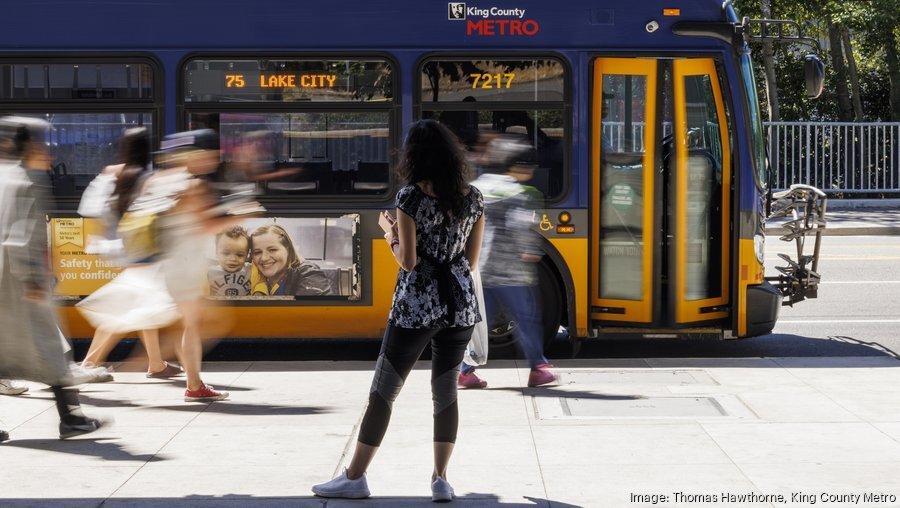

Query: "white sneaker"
left=432, top=476, right=455, bottom=503
left=0, top=379, right=28, bottom=396
left=312, top=468, right=371, bottom=499
left=64, top=365, right=113, bottom=385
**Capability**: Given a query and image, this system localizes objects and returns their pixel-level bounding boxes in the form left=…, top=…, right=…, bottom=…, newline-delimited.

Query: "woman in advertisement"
left=249, top=224, right=333, bottom=296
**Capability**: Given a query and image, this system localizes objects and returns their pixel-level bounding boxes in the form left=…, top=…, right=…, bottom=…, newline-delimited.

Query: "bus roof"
left=0, top=0, right=732, bottom=51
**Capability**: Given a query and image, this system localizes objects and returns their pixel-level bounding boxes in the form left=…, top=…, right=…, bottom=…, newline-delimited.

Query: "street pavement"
left=2, top=203, right=897, bottom=507
left=767, top=206, right=900, bottom=236
left=3, top=357, right=900, bottom=507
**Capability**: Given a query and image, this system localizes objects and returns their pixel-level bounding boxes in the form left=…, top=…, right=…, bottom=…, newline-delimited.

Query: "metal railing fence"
left=766, top=122, right=900, bottom=194
left=21, top=116, right=900, bottom=195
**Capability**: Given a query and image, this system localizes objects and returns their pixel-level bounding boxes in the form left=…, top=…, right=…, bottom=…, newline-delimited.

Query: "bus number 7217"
left=470, top=73, right=515, bottom=89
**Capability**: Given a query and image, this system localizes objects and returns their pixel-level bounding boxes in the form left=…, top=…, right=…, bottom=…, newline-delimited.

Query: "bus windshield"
left=739, top=52, right=768, bottom=189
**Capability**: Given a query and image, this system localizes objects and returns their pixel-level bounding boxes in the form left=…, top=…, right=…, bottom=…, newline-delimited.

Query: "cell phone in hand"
left=378, top=210, right=396, bottom=234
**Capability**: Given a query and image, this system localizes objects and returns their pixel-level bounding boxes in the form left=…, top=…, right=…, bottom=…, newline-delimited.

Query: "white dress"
left=75, top=170, right=188, bottom=331
left=76, top=263, right=181, bottom=333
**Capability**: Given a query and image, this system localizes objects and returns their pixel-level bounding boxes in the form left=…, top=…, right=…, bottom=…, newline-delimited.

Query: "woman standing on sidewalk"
left=313, top=119, right=485, bottom=502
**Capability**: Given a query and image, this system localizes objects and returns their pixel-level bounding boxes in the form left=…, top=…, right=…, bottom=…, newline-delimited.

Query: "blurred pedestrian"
left=0, top=116, right=106, bottom=439
left=146, top=129, right=251, bottom=402
left=76, top=127, right=182, bottom=378
left=313, top=119, right=484, bottom=502
left=458, top=136, right=557, bottom=389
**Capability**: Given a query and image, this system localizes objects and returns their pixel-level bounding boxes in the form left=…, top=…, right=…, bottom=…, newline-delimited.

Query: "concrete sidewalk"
left=767, top=206, right=900, bottom=236
left=3, top=357, right=900, bottom=507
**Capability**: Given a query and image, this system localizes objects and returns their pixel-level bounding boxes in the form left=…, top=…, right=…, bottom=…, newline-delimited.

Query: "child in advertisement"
left=208, top=226, right=252, bottom=297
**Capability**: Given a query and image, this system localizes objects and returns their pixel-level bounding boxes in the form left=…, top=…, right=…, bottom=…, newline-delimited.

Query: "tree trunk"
left=760, top=0, right=780, bottom=121
left=841, top=27, right=864, bottom=121
left=885, top=29, right=900, bottom=122
left=828, top=20, right=854, bottom=122
left=428, top=68, right=440, bottom=103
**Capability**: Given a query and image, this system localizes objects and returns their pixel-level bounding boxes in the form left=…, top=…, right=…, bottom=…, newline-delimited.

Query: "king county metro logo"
left=447, top=3, right=537, bottom=36
left=449, top=3, right=466, bottom=20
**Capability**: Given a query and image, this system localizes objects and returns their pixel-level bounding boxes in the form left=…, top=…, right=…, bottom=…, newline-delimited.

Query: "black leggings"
left=358, top=324, right=474, bottom=446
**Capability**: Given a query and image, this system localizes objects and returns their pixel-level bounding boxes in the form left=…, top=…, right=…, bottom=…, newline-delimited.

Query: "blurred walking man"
left=0, top=116, right=106, bottom=440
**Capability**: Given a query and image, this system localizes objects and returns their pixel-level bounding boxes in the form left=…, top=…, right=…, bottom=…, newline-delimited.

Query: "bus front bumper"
left=745, top=281, right=782, bottom=337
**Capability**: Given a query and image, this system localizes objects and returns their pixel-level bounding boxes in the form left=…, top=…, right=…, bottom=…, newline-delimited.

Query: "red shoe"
left=184, top=384, right=229, bottom=402
left=527, top=364, right=558, bottom=387
left=147, top=362, right=184, bottom=379
left=458, top=371, right=488, bottom=389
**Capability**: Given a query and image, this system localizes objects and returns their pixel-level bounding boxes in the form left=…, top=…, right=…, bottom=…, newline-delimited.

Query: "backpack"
left=116, top=210, right=161, bottom=262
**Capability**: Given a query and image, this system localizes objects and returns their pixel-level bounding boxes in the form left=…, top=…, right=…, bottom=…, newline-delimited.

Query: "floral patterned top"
left=388, top=184, right=484, bottom=329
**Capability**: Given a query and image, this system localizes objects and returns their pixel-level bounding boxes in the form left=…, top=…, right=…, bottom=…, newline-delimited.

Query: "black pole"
left=624, top=75, right=633, bottom=152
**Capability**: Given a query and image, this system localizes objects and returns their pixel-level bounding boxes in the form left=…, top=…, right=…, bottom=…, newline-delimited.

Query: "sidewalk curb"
left=826, top=199, right=900, bottom=209
left=766, top=226, right=900, bottom=236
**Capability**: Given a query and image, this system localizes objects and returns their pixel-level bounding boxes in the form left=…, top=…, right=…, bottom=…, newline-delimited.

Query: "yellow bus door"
left=592, top=57, right=731, bottom=327
left=592, top=58, right=658, bottom=324
left=671, top=58, right=731, bottom=324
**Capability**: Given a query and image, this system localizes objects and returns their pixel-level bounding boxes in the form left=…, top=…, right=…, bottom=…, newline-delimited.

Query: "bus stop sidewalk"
left=2, top=357, right=900, bottom=507
left=767, top=206, right=900, bottom=236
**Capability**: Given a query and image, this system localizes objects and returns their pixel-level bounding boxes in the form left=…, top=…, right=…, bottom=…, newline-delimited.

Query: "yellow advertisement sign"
left=50, top=218, right=122, bottom=296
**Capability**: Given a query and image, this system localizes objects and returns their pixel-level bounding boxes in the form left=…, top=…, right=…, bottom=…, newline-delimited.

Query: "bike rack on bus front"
left=765, top=184, right=827, bottom=306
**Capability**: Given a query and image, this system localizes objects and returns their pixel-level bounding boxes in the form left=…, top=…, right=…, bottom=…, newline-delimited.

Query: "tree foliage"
left=733, top=0, right=900, bottom=121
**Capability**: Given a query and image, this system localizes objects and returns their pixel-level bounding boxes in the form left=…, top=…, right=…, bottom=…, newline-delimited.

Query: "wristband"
left=390, top=239, right=399, bottom=251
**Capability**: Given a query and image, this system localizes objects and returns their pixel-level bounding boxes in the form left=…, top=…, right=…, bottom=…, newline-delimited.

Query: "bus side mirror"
left=804, top=55, right=825, bottom=99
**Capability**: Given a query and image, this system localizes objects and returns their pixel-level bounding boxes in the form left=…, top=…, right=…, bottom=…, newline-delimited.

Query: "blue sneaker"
left=312, top=468, right=371, bottom=499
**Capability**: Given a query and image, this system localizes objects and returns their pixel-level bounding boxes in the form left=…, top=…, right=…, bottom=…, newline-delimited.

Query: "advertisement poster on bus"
left=49, top=215, right=359, bottom=300
left=207, top=216, right=359, bottom=300
left=50, top=217, right=123, bottom=297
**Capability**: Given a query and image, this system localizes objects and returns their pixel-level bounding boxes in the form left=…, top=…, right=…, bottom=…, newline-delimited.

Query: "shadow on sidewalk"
left=61, top=393, right=332, bottom=416
left=0, top=438, right=164, bottom=463
left=570, top=333, right=900, bottom=363
left=488, top=386, right=641, bottom=401
left=150, top=402, right=332, bottom=416
left=0, top=495, right=585, bottom=507
left=72, top=333, right=900, bottom=371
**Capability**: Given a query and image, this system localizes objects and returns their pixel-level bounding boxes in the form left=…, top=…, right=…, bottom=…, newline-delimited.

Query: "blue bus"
left=0, top=0, right=825, bottom=349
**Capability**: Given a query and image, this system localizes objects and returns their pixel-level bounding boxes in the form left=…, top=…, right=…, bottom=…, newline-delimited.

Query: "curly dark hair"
left=216, top=226, right=250, bottom=247
left=396, top=119, right=470, bottom=220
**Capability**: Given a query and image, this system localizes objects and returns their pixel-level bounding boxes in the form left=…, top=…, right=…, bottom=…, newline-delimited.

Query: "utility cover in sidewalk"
left=533, top=396, right=746, bottom=420
left=566, top=397, right=725, bottom=418
left=559, top=370, right=717, bottom=386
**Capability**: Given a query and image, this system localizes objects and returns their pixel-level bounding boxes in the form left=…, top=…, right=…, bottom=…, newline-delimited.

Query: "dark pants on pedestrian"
left=52, top=386, right=89, bottom=424
left=2, top=387, right=88, bottom=441
left=358, top=324, right=474, bottom=447
left=463, top=285, right=548, bottom=374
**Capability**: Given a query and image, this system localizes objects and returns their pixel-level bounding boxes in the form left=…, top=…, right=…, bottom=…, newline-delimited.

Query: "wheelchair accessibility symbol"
left=539, top=213, right=554, bottom=231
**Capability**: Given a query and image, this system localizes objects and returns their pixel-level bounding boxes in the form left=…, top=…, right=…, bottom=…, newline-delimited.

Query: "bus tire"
left=537, top=258, right=565, bottom=355
left=485, top=259, right=565, bottom=356
left=487, top=311, right=518, bottom=353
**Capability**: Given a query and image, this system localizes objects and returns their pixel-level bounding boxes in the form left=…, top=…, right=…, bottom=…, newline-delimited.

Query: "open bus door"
left=591, top=57, right=731, bottom=331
